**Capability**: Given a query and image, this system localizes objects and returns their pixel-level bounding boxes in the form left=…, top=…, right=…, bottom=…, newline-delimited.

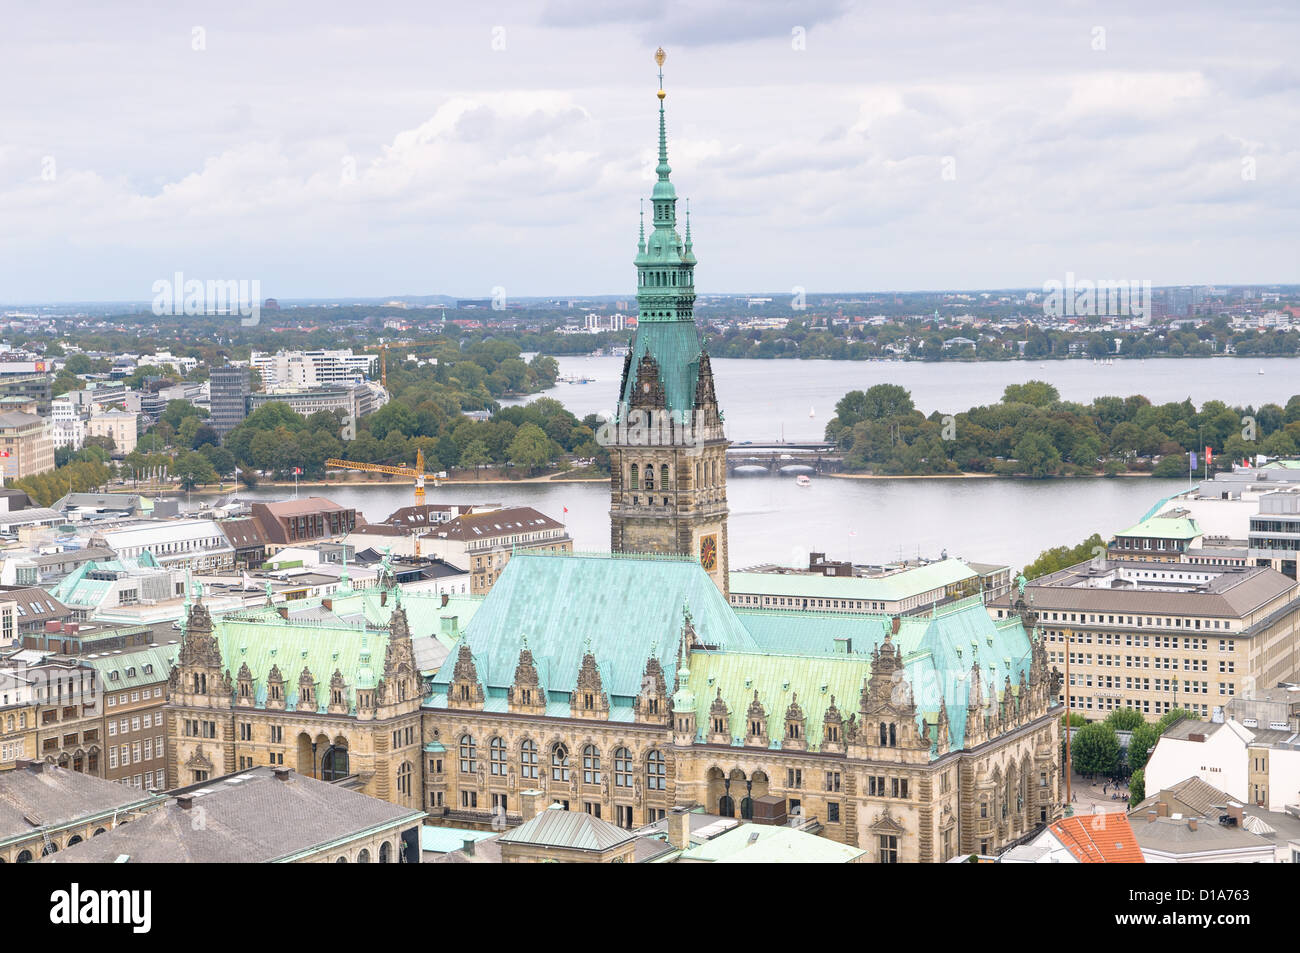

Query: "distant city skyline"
left=2, top=0, right=1296, bottom=302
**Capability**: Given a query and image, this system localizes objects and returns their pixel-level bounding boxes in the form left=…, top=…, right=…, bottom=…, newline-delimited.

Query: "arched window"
left=614, top=747, right=633, bottom=788
left=41, top=842, right=58, bottom=856
left=321, top=745, right=349, bottom=781
left=397, top=761, right=413, bottom=798
left=520, top=739, right=538, bottom=779
left=629, top=464, right=639, bottom=490
left=458, top=734, right=477, bottom=774
left=93, top=828, right=106, bottom=837
left=740, top=796, right=754, bottom=820
left=718, top=794, right=735, bottom=817
left=66, top=835, right=82, bottom=847
left=696, top=461, right=703, bottom=486
left=336, top=856, right=348, bottom=863
left=489, top=737, right=506, bottom=776
left=379, top=841, right=392, bottom=863
left=551, top=743, right=570, bottom=782
left=646, top=749, right=666, bottom=791
left=660, top=464, right=670, bottom=489
left=582, top=744, right=601, bottom=784
left=644, top=465, right=655, bottom=491
left=357, top=849, right=371, bottom=863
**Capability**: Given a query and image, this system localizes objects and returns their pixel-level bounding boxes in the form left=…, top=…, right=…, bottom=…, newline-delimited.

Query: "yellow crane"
left=324, top=449, right=443, bottom=556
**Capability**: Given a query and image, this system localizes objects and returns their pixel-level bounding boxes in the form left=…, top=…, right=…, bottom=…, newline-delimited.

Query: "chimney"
left=1227, top=803, right=1244, bottom=824
left=462, top=838, right=476, bottom=858
left=441, top=593, right=449, bottom=608
left=891, top=616, right=901, bottom=635
left=668, top=807, right=692, bottom=851
left=274, top=768, right=291, bottom=783
left=520, top=789, right=543, bottom=821
left=176, top=795, right=193, bottom=811
left=1146, top=810, right=1158, bottom=824
left=1187, top=817, right=1198, bottom=832
left=1156, top=801, right=1169, bottom=817
left=19, top=759, right=41, bottom=774
left=380, top=590, right=387, bottom=607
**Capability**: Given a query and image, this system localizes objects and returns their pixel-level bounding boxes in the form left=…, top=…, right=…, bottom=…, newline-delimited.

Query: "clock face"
left=699, top=534, right=718, bottom=571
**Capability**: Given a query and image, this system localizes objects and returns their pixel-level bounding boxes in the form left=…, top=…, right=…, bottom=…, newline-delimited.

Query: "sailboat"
left=809, top=406, right=815, bottom=418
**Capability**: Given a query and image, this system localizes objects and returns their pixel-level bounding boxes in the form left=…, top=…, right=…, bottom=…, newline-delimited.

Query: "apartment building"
left=990, top=560, right=1300, bottom=723
left=86, top=407, right=139, bottom=454
left=85, top=645, right=177, bottom=791
left=0, top=410, right=54, bottom=479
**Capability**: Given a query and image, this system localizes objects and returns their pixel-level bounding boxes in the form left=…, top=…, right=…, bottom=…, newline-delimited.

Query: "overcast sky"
left=2, top=0, right=1297, bottom=303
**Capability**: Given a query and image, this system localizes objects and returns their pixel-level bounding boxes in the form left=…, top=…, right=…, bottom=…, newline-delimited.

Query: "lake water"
left=240, top=473, right=1188, bottom=573
left=242, top=354, right=1274, bottom=571
left=510, top=354, right=1300, bottom=444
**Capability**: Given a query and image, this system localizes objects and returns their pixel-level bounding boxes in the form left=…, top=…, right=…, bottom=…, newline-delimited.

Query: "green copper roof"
left=206, top=585, right=475, bottom=712
left=429, top=551, right=759, bottom=703
left=684, top=649, right=870, bottom=750
left=84, top=644, right=179, bottom=691
left=1114, top=515, right=1202, bottom=540
left=619, top=321, right=704, bottom=416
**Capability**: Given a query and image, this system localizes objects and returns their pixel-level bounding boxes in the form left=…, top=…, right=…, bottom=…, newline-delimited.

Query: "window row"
left=456, top=736, right=667, bottom=791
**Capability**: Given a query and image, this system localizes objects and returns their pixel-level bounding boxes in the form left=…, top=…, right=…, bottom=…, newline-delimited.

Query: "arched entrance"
left=295, top=733, right=314, bottom=775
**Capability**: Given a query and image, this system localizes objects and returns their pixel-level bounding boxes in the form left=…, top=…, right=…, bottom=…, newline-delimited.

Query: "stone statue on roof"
left=1016, top=573, right=1027, bottom=595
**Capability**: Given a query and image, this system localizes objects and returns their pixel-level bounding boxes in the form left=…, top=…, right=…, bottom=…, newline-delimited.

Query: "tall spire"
left=656, top=47, right=671, bottom=182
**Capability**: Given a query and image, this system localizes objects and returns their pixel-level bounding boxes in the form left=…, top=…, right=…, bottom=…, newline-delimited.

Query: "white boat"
left=808, top=406, right=815, bottom=418
left=1259, top=368, right=1265, bottom=375
left=795, top=475, right=812, bottom=487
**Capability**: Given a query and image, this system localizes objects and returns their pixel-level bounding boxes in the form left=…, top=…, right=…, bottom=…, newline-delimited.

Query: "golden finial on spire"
left=655, top=47, right=666, bottom=99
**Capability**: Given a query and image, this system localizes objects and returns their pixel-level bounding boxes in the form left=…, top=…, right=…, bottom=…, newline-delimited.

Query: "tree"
left=174, top=451, right=218, bottom=490
left=1128, top=768, right=1145, bottom=808
left=1157, top=708, right=1198, bottom=732
left=1013, top=431, right=1061, bottom=478
left=1152, top=453, right=1187, bottom=477
left=1127, top=722, right=1160, bottom=773
left=507, top=423, right=553, bottom=475
left=1105, top=708, right=1145, bottom=732
left=459, top=439, right=490, bottom=474
left=1022, top=533, right=1105, bottom=580
left=1002, top=381, right=1060, bottom=407
left=1070, top=722, right=1120, bottom=777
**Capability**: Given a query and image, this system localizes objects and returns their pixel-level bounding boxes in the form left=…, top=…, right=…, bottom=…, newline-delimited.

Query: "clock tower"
left=608, top=48, right=729, bottom=596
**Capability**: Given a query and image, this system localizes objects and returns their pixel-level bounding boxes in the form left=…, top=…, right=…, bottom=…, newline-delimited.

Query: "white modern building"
left=250, top=349, right=377, bottom=388
left=89, top=519, right=236, bottom=572
left=1144, top=696, right=1300, bottom=813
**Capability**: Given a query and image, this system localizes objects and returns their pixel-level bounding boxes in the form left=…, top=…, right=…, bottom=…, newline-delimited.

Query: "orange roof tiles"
left=1049, top=813, right=1146, bottom=863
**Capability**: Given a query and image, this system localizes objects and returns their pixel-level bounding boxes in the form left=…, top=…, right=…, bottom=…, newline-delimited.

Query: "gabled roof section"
left=1049, top=813, right=1145, bottom=863
left=497, top=803, right=636, bottom=852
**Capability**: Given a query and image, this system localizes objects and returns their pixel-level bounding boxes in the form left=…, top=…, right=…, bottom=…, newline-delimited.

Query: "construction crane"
left=365, top=341, right=433, bottom=389
left=323, top=449, right=445, bottom=556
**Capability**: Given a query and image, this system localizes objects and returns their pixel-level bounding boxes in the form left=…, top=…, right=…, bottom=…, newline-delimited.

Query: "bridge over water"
left=726, top=442, right=842, bottom=474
